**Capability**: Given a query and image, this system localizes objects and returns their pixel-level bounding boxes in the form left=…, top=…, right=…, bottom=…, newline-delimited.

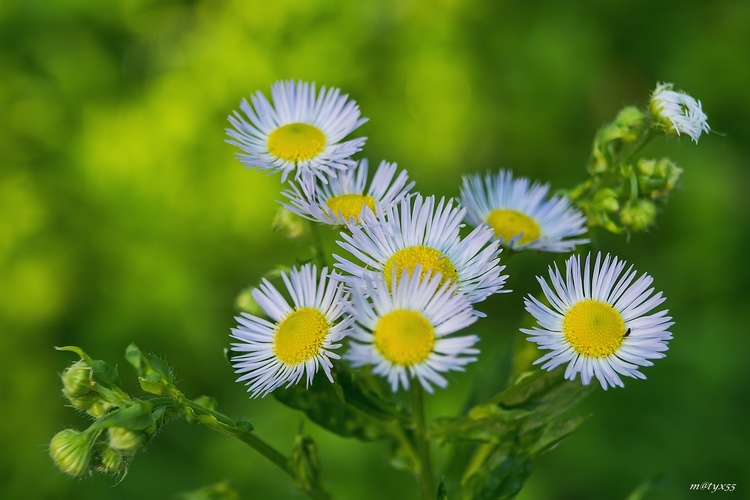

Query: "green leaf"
left=288, top=423, right=329, bottom=498
left=55, top=345, right=120, bottom=387
left=192, top=395, right=218, bottom=412
left=525, top=413, right=589, bottom=456
left=125, top=343, right=174, bottom=380
left=273, top=374, right=394, bottom=442
left=333, top=365, right=408, bottom=423
left=461, top=446, right=532, bottom=500
left=124, top=343, right=175, bottom=395
left=454, top=369, right=595, bottom=498
left=430, top=405, right=530, bottom=444
left=89, top=400, right=155, bottom=431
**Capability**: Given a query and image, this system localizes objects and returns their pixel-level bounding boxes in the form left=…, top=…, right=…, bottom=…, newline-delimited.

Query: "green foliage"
left=428, top=369, right=592, bottom=498
left=274, top=368, right=397, bottom=442
left=4, top=1, right=749, bottom=499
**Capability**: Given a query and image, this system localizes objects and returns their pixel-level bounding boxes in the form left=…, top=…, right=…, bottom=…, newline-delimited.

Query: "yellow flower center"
left=562, top=299, right=626, bottom=358
left=374, top=310, right=435, bottom=366
left=326, top=193, right=376, bottom=222
left=273, top=307, right=330, bottom=365
left=383, top=246, right=458, bottom=290
left=486, top=209, right=541, bottom=245
left=267, top=123, right=326, bottom=162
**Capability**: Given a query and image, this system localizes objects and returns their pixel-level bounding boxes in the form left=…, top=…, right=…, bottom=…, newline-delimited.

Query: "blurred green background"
left=2, top=0, right=749, bottom=498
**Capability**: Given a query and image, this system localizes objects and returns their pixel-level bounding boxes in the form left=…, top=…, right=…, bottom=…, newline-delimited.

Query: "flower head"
left=649, top=82, right=710, bottom=143
left=335, top=194, right=508, bottom=308
left=522, top=252, right=673, bottom=390
left=230, top=264, right=352, bottom=397
left=49, top=429, right=96, bottom=477
left=282, top=159, right=415, bottom=225
left=460, top=170, right=588, bottom=252
left=227, top=80, right=368, bottom=182
left=347, top=266, right=479, bottom=393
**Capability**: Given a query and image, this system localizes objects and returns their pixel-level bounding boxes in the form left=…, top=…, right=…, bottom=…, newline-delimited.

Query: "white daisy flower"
left=521, top=252, right=673, bottom=390
left=230, top=264, right=352, bottom=398
left=460, top=170, right=588, bottom=253
left=227, top=80, right=368, bottom=182
left=281, top=159, right=415, bottom=226
left=649, top=82, right=710, bottom=143
left=347, top=266, right=479, bottom=393
left=335, top=194, right=508, bottom=308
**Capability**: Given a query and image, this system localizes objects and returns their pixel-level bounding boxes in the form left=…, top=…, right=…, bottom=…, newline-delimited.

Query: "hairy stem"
left=411, top=383, right=434, bottom=500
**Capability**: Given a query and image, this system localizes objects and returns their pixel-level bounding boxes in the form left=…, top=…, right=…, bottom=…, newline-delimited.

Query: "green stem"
left=411, top=383, right=434, bottom=500
left=183, top=399, right=292, bottom=476
left=622, top=127, right=658, bottom=164
left=182, top=399, right=331, bottom=499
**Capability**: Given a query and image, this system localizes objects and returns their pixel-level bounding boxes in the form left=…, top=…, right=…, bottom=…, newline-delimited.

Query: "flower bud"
left=96, top=447, right=126, bottom=474
left=654, top=158, right=683, bottom=196
left=62, top=360, right=94, bottom=399
left=107, top=427, right=145, bottom=455
left=66, top=393, right=117, bottom=418
left=620, top=199, right=657, bottom=231
left=49, top=428, right=95, bottom=477
left=593, top=188, right=620, bottom=213
left=635, top=158, right=683, bottom=199
left=607, top=106, right=646, bottom=145
left=273, top=207, right=309, bottom=240
left=635, top=158, right=657, bottom=177
left=649, top=82, right=710, bottom=143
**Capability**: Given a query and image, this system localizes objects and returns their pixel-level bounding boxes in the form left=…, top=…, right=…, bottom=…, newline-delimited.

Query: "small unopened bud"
left=635, top=158, right=683, bottom=199
left=49, top=428, right=95, bottom=477
left=96, top=447, right=126, bottom=474
left=66, top=393, right=117, bottom=418
left=620, top=199, right=657, bottom=231
left=62, top=360, right=94, bottom=399
left=593, top=188, right=620, bottom=213
left=654, top=158, right=683, bottom=196
left=107, top=427, right=145, bottom=455
left=635, top=158, right=657, bottom=177
left=273, top=207, right=309, bottom=240
left=608, top=106, right=646, bottom=145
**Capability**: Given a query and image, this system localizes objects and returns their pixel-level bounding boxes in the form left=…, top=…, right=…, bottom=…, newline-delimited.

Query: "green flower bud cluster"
left=49, top=425, right=151, bottom=478
left=569, top=84, right=699, bottom=235
left=50, top=346, right=175, bottom=478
